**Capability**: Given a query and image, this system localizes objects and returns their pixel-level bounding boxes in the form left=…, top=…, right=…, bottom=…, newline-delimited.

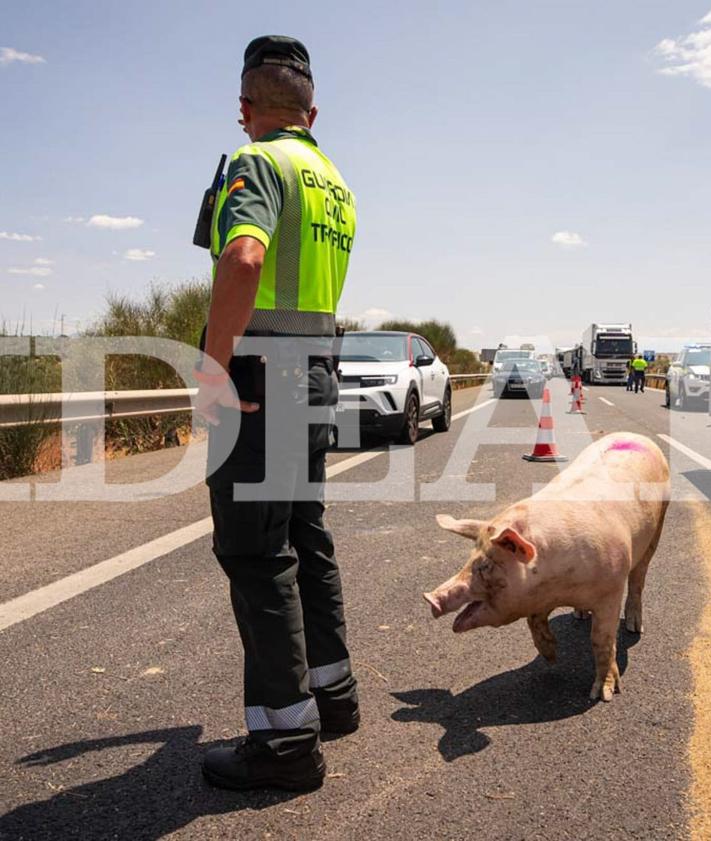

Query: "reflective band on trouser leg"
left=309, top=658, right=352, bottom=689
left=245, top=697, right=320, bottom=731
left=258, top=144, right=302, bottom=311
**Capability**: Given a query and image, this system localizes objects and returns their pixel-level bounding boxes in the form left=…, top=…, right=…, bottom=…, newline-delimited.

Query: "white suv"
left=336, top=331, right=452, bottom=445
left=666, top=344, right=710, bottom=411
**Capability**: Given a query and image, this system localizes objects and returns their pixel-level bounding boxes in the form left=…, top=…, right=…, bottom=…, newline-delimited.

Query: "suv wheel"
left=432, top=387, right=452, bottom=433
left=664, top=384, right=671, bottom=409
left=397, top=393, right=420, bottom=445
left=678, top=383, right=689, bottom=411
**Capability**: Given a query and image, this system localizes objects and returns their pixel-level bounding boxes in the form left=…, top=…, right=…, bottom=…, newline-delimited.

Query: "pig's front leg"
left=527, top=612, right=556, bottom=663
left=590, top=595, right=624, bottom=702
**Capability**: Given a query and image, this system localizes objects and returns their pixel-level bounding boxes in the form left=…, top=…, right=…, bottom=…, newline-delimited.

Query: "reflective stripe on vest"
left=263, top=143, right=301, bottom=312
left=245, top=308, right=335, bottom=336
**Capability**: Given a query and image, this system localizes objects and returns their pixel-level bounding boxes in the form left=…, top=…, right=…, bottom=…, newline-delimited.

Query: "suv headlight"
left=360, top=374, right=399, bottom=387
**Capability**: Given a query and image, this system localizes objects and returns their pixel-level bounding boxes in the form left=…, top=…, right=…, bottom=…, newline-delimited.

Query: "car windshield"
left=496, top=351, right=531, bottom=362
left=686, top=349, right=711, bottom=366
left=339, top=334, right=409, bottom=362
left=595, top=336, right=633, bottom=356
left=500, top=360, right=541, bottom=372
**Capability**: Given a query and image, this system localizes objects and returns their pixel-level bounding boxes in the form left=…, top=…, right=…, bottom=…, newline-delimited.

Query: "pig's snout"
left=423, top=578, right=471, bottom=618
left=423, top=591, right=444, bottom=618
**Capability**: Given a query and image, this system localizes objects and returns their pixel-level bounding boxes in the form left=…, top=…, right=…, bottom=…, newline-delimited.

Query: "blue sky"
left=1, top=0, right=710, bottom=351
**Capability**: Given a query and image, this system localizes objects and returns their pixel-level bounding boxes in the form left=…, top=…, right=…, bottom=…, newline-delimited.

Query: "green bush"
left=0, top=344, right=62, bottom=479
left=0, top=279, right=212, bottom=478
left=378, top=318, right=462, bottom=366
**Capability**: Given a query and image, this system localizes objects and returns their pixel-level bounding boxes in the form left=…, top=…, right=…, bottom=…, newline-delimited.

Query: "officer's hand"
left=195, top=380, right=260, bottom=426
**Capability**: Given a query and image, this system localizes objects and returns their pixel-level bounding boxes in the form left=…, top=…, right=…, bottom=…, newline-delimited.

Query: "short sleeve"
left=218, top=150, right=283, bottom=251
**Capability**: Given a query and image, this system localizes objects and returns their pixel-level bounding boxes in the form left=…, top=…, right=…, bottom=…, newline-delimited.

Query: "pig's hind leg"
left=625, top=510, right=666, bottom=634
left=590, top=593, right=624, bottom=702
left=527, top=613, right=557, bottom=663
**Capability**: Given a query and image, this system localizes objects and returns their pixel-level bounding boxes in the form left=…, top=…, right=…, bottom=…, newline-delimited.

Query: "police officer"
left=194, top=35, right=358, bottom=792
left=631, top=354, right=648, bottom=393
left=626, top=357, right=635, bottom=392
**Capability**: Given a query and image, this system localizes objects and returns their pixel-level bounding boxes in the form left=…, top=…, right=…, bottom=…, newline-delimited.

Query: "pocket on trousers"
left=210, top=488, right=291, bottom=557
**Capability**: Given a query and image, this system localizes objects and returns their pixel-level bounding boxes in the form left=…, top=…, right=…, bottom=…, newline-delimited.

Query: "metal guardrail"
left=0, top=388, right=198, bottom=429
left=0, top=374, right=492, bottom=429
left=449, top=373, right=490, bottom=381
left=644, top=374, right=667, bottom=391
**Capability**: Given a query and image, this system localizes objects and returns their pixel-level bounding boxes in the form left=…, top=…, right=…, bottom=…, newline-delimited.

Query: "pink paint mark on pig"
left=607, top=440, right=648, bottom=453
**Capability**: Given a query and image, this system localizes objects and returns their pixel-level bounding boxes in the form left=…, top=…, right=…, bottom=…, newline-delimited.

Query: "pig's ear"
left=436, top=514, right=485, bottom=541
left=491, top=526, right=537, bottom=563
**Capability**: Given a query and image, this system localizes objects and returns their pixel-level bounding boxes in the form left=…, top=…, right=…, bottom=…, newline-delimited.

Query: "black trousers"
left=634, top=370, right=646, bottom=393
left=207, top=355, right=357, bottom=758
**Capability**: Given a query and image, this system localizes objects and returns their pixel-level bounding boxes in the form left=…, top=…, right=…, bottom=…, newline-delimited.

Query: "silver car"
left=666, top=344, right=710, bottom=411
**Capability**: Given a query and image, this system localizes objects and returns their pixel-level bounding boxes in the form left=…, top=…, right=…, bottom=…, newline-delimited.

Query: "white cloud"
left=0, top=231, right=41, bottom=242
left=653, top=11, right=711, bottom=89
left=33, top=283, right=46, bottom=290
left=123, top=248, right=156, bottom=261
left=88, top=214, right=144, bottom=230
left=551, top=230, right=588, bottom=248
left=0, top=47, right=46, bottom=66
left=34, top=257, right=53, bottom=266
left=361, top=307, right=393, bottom=323
left=8, top=266, right=53, bottom=277
left=63, top=216, right=86, bottom=223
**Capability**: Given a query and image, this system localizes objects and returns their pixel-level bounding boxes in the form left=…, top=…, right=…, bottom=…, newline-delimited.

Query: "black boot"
left=202, top=737, right=326, bottom=792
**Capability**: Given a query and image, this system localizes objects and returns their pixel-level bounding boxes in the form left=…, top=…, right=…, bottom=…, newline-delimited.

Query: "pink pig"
left=423, top=433, right=670, bottom=702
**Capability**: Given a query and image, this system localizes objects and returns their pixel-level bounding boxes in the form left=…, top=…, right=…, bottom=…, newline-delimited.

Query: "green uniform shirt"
left=210, top=126, right=356, bottom=336
left=632, top=358, right=648, bottom=371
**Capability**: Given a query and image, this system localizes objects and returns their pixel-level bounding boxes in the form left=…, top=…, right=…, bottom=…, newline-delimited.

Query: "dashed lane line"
left=598, top=397, right=615, bottom=407
left=658, top=434, right=711, bottom=471
left=0, top=394, right=495, bottom=633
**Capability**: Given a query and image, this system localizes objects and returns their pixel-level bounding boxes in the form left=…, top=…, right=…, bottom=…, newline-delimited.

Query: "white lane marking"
left=0, top=519, right=212, bottom=633
left=451, top=398, right=496, bottom=421
left=327, top=449, right=385, bottom=478
left=599, top=397, right=615, bottom=407
left=0, top=393, right=494, bottom=632
left=658, top=434, right=711, bottom=471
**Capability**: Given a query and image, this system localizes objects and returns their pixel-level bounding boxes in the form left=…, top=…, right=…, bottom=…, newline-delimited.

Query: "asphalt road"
left=1, top=380, right=710, bottom=841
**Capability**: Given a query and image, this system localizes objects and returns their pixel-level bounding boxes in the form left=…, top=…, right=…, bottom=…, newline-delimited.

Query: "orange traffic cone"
left=523, top=387, right=568, bottom=462
left=568, top=375, right=586, bottom=414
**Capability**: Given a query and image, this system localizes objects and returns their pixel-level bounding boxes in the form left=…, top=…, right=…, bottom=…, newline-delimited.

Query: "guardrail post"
left=75, top=423, right=96, bottom=465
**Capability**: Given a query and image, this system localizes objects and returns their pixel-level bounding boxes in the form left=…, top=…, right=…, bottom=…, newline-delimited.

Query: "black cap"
left=242, top=35, right=312, bottom=80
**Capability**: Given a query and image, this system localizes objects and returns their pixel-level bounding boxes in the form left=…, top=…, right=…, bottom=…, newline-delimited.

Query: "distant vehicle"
left=556, top=346, right=573, bottom=375
left=538, top=359, right=552, bottom=379
left=337, top=331, right=451, bottom=445
left=666, top=344, right=710, bottom=411
left=561, top=347, right=578, bottom=378
left=579, top=323, right=636, bottom=384
left=492, top=348, right=535, bottom=374
left=493, top=359, right=546, bottom=399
